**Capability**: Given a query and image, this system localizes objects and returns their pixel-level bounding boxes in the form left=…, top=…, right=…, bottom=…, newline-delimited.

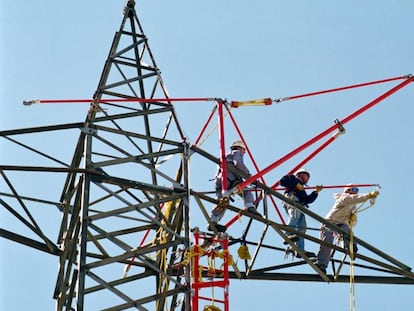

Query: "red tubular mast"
left=218, top=100, right=228, bottom=192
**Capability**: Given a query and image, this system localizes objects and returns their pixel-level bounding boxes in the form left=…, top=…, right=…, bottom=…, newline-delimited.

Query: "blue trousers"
left=285, top=204, right=306, bottom=251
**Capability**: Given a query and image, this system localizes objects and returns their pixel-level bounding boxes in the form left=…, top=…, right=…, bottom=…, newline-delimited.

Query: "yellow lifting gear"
left=203, top=305, right=222, bottom=311
left=231, top=98, right=273, bottom=108
left=237, top=244, right=251, bottom=260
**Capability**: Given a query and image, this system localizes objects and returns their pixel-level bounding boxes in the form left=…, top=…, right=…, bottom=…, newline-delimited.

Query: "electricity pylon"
left=1, top=1, right=413, bottom=311
left=51, top=2, right=194, bottom=309
left=2, top=1, right=194, bottom=309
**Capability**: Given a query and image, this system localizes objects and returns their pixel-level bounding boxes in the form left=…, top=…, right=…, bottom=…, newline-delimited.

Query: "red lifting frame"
left=233, top=76, right=414, bottom=195
left=224, top=76, right=413, bottom=230
left=192, top=232, right=230, bottom=311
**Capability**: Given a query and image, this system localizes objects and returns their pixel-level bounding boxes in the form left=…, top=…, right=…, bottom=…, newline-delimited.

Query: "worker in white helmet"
left=280, top=168, right=322, bottom=257
left=315, top=184, right=379, bottom=274
left=209, top=140, right=260, bottom=232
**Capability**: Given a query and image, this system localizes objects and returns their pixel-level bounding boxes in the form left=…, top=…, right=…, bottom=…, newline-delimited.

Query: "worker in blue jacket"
left=280, top=168, right=322, bottom=257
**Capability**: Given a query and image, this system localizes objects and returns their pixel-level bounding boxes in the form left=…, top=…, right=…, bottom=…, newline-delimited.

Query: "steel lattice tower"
left=52, top=2, right=193, bottom=309
left=1, top=2, right=414, bottom=310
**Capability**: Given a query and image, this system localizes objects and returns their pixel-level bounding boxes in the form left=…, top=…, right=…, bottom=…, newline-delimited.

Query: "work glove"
left=296, top=183, right=304, bottom=191
left=368, top=190, right=379, bottom=198
left=315, top=185, right=323, bottom=192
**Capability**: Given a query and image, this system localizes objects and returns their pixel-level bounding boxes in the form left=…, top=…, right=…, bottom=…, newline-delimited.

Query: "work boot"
left=315, top=263, right=327, bottom=274
left=285, top=247, right=296, bottom=257
left=296, top=251, right=316, bottom=258
left=283, top=234, right=300, bottom=244
left=212, top=205, right=225, bottom=214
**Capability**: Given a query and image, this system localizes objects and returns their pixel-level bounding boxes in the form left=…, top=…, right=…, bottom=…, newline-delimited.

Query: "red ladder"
left=191, top=232, right=230, bottom=311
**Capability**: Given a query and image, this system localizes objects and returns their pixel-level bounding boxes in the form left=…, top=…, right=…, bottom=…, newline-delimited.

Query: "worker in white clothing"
left=315, top=184, right=379, bottom=273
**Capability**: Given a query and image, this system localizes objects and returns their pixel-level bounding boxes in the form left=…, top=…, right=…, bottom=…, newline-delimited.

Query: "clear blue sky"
left=1, top=1, right=414, bottom=310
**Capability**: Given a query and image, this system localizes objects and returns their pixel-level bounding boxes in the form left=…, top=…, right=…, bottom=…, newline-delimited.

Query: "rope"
left=355, top=198, right=376, bottom=214
left=207, top=256, right=217, bottom=277
left=196, top=109, right=230, bottom=147
left=186, top=246, right=204, bottom=262
left=214, top=249, right=234, bottom=266
left=348, top=193, right=377, bottom=311
left=349, top=225, right=356, bottom=311
left=123, top=201, right=167, bottom=278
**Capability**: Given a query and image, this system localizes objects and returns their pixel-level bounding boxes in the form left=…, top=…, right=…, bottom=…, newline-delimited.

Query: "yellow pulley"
left=237, top=245, right=251, bottom=260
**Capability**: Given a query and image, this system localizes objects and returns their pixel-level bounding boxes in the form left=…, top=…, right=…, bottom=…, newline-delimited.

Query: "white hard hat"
left=294, top=168, right=310, bottom=178
left=344, top=183, right=359, bottom=193
left=231, top=140, right=246, bottom=150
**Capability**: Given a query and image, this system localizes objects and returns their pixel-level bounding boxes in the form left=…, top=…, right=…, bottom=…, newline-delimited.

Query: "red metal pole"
left=223, top=238, right=230, bottom=311
left=276, top=75, right=409, bottom=102
left=273, top=183, right=380, bottom=191
left=234, top=77, right=413, bottom=194
left=194, top=105, right=218, bottom=146
left=192, top=232, right=201, bottom=311
left=24, top=97, right=213, bottom=104
left=218, top=100, right=228, bottom=192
